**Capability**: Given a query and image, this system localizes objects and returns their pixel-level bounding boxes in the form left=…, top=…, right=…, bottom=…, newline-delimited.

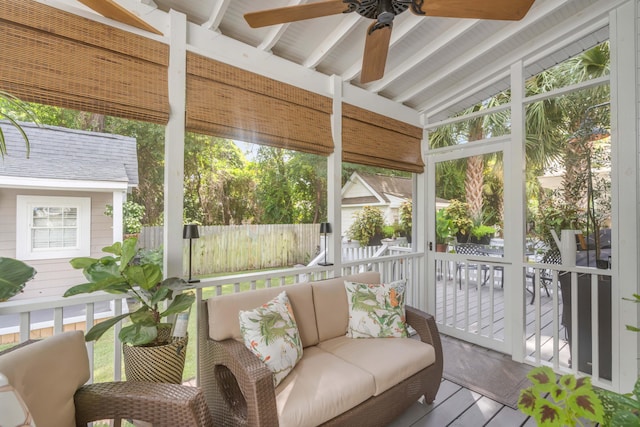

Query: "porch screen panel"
left=0, top=0, right=169, bottom=124
left=186, top=53, right=333, bottom=155
left=342, top=104, right=424, bottom=173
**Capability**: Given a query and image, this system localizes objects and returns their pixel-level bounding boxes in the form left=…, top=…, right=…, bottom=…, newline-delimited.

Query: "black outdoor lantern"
left=318, top=222, right=333, bottom=266
left=183, top=224, right=200, bottom=283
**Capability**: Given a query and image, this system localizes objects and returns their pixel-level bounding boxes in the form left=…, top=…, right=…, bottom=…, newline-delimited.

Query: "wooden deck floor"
left=384, top=266, right=572, bottom=426
left=388, top=377, right=532, bottom=427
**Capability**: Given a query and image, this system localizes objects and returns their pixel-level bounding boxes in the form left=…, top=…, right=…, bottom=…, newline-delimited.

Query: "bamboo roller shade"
left=186, top=53, right=333, bottom=156
left=0, top=0, right=169, bottom=124
left=342, top=104, right=424, bottom=173
left=1, top=1, right=424, bottom=172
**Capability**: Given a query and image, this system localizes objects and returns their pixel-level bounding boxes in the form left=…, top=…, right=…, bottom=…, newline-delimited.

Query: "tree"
left=288, top=152, right=327, bottom=223
left=254, top=146, right=295, bottom=224
left=184, top=133, right=256, bottom=225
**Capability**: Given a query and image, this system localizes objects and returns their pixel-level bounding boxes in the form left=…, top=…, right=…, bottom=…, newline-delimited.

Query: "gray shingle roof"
left=0, top=121, right=138, bottom=187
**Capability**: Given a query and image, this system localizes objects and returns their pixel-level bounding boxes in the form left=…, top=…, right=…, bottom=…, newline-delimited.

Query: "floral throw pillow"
left=239, top=291, right=303, bottom=387
left=0, top=373, right=36, bottom=427
left=344, top=279, right=408, bottom=338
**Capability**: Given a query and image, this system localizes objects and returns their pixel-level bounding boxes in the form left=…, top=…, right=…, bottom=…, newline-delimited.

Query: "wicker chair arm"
left=203, top=338, right=279, bottom=426
left=74, top=381, right=213, bottom=427
left=406, top=306, right=443, bottom=375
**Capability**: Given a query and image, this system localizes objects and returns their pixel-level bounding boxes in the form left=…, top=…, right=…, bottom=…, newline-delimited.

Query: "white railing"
left=0, top=250, right=424, bottom=385
left=524, top=260, right=614, bottom=389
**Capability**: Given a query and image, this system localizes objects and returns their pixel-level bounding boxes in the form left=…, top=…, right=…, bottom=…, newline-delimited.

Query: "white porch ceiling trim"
left=364, top=19, right=480, bottom=94
left=422, top=0, right=615, bottom=120
left=202, top=0, right=230, bottom=31
left=394, top=0, right=573, bottom=104
left=303, top=13, right=361, bottom=69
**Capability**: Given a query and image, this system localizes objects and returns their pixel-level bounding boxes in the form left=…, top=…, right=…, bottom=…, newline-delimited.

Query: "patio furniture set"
left=0, top=272, right=443, bottom=426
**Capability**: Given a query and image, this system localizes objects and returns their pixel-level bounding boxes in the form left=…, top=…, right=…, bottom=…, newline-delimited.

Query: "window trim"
left=16, top=195, right=91, bottom=260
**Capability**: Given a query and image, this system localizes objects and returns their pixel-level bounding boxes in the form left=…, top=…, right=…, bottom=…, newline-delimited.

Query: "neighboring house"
left=0, top=121, right=138, bottom=299
left=341, top=172, right=448, bottom=235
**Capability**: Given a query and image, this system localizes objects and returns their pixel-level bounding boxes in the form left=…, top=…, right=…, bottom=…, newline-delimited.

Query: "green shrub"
left=348, top=206, right=385, bottom=246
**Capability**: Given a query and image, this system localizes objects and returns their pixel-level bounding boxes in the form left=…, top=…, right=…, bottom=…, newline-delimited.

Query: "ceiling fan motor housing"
left=347, top=0, right=410, bottom=20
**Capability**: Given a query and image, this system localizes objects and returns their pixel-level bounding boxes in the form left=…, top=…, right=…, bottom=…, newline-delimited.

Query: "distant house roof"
left=341, top=172, right=448, bottom=206
left=342, top=172, right=412, bottom=206
left=0, top=121, right=138, bottom=189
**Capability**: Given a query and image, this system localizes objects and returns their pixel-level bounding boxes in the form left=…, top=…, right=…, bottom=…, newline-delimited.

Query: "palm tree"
left=0, top=90, right=38, bottom=158
left=429, top=42, right=610, bottom=239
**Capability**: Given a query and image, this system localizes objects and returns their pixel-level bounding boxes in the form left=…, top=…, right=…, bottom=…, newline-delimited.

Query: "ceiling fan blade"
left=418, top=0, right=535, bottom=21
left=360, top=23, right=392, bottom=84
left=245, top=0, right=351, bottom=28
left=76, top=0, right=162, bottom=34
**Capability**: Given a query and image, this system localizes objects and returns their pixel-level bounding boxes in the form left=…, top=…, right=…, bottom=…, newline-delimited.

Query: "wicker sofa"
left=198, top=271, right=443, bottom=427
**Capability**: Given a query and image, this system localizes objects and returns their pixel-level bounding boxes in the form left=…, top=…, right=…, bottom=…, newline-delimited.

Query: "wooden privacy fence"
left=139, top=224, right=320, bottom=276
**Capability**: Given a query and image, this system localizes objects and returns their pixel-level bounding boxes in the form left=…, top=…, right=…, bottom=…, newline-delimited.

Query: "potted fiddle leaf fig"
left=64, top=237, right=196, bottom=383
left=0, top=257, right=37, bottom=302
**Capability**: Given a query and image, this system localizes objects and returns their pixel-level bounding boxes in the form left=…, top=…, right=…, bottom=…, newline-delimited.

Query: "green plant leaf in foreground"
left=566, top=381, right=604, bottom=424
left=85, top=313, right=131, bottom=342
left=0, top=257, right=37, bottom=301
left=519, top=366, right=606, bottom=426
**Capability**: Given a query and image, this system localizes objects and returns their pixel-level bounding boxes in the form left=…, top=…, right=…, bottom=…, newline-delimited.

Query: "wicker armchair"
left=0, top=331, right=213, bottom=427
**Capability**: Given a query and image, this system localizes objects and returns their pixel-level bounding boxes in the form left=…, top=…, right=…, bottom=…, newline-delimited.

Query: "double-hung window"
left=16, top=195, right=91, bottom=260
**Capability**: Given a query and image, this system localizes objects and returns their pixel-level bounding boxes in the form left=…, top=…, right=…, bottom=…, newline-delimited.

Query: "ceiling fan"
left=245, top=0, right=536, bottom=84
left=76, top=0, right=162, bottom=35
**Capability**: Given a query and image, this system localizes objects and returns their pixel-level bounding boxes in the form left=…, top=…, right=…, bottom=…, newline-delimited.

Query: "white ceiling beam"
left=202, top=0, right=231, bottom=31
left=366, top=18, right=479, bottom=93
left=420, top=0, right=619, bottom=117
left=256, top=0, right=306, bottom=51
left=302, top=13, right=361, bottom=69
left=258, top=24, right=289, bottom=51
left=393, top=0, right=573, bottom=103
left=422, top=19, right=608, bottom=117
left=341, top=13, right=424, bottom=82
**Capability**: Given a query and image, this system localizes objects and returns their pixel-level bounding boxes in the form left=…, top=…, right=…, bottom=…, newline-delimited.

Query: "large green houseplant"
left=0, top=257, right=37, bottom=302
left=435, top=208, right=453, bottom=251
left=64, top=237, right=196, bottom=383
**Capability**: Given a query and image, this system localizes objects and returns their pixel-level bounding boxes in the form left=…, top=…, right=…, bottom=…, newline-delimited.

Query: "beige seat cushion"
left=207, top=282, right=319, bottom=347
left=275, top=346, right=375, bottom=427
left=0, top=331, right=90, bottom=427
left=311, top=272, right=381, bottom=341
left=318, top=336, right=435, bottom=396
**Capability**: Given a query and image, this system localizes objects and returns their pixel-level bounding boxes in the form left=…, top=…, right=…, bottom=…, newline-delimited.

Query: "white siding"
left=0, top=188, right=114, bottom=299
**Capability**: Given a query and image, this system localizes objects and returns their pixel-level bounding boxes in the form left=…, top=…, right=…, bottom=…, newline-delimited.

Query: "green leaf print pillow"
left=239, top=291, right=303, bottom=387
left=344, top=279, right=408, bottom=338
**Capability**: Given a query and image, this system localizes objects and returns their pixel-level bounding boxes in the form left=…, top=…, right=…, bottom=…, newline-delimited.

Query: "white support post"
left=328, top=75, right=343, bottom=272
left=163, top=10, right=187, bottom=278
left=610, top=0, right=639, bottom=392
left=112, top=190, right=125, bottom=243
left=418, top=114, right=430, bottom=313
left=507, top=60, right=526, bottom=363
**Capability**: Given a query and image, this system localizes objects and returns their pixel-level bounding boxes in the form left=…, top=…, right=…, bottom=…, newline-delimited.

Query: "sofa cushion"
left=311, top=272, right=381, bottom=342
left=0, top=331, right=90, bottom=427
left=275, top=346, right=375, bottom=427
left=239, top=291, right=303, bottom=387
left=208, top=282, right=319, bottom=347
left=344, top=279, right=408, bottom=338
left=318, top=336, right=435, bottom=396
left=0, top=373, right=36, bottom=427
